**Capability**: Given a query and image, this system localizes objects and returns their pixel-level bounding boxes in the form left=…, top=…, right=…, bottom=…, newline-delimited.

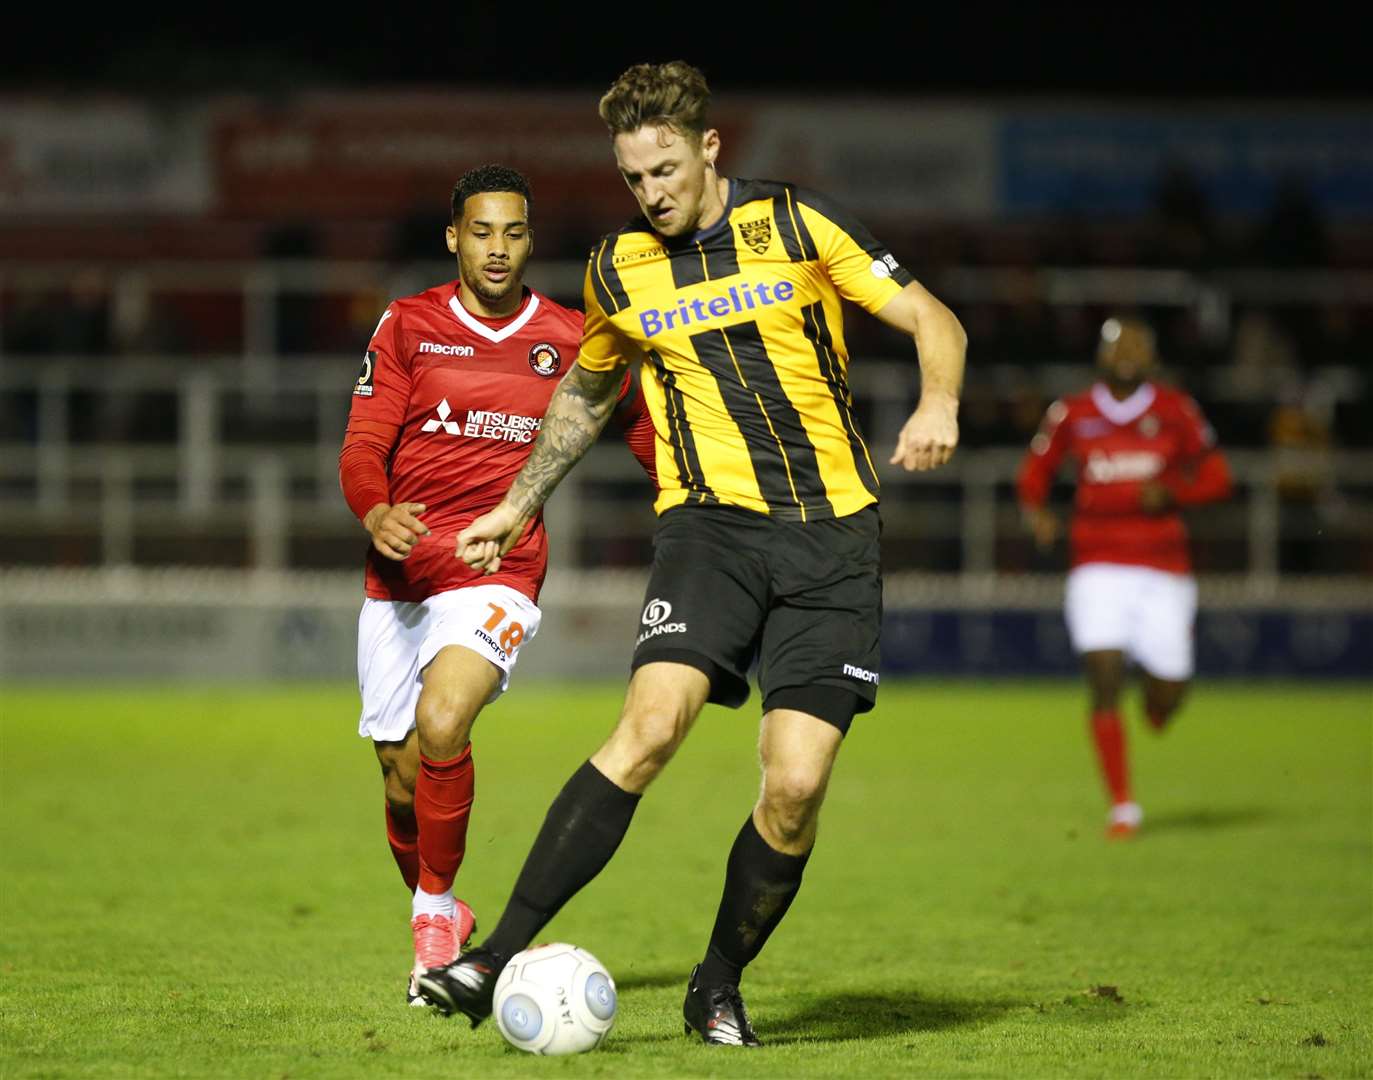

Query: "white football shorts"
left=356, top=583, right=542, bottom=742
left=1064, top=563, right=1197, bottom=680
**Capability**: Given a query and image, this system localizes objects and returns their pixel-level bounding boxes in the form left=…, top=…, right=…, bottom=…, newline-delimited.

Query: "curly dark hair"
left=450, top=164, right=532, bottom=222
left=599, top=61, right=711, bottom=142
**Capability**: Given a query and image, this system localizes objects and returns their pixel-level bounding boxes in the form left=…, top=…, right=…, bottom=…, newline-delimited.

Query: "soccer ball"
left=492, top=943, right=616, bottom=1055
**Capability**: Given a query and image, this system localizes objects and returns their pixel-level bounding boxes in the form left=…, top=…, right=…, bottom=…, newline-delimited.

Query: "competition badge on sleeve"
left=354, top=351, right=376, bottom=397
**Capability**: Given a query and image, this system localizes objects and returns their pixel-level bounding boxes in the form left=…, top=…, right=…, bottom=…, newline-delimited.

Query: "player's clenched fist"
left=363, top=502, right=431, bottom=561
left=890, top=395, right=959, bottom=472
left=457, top=502, right=529, bottom=574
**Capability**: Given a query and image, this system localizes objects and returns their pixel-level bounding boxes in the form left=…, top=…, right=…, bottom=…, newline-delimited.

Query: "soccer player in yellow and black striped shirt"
left=424, top=61, right=967, bottom=1041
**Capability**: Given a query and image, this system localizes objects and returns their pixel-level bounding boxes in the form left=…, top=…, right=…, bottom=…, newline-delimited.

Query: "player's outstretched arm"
left=458, top=360, right=628, bottom=573
left=875, top=280, right=967, bottom=472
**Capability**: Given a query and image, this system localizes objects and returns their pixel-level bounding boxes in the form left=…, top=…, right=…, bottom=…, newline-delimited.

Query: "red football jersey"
left=339, top=281, right=654, bottom=603
left=1017, top=381, right=1232, bottom=573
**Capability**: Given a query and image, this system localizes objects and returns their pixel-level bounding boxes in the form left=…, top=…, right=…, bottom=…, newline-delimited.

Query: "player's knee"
left=760, top=764, right=827, bottom=841
left=757, top=798, right=818, bottom=850
left=625, top=709, right=683, bottom=764
left=415, top=691, right=475, bottom=753
left=765, top=763, right=827, bottom=807
left=612, top=703, right=687, bottom=777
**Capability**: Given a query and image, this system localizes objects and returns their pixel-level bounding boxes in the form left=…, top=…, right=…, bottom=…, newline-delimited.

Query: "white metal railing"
left=5, top=259, right=1373, bottom=367
left=0, top=432, right=1367, bottom=591
left=2, top=356, right=1365, bottom=511
left=2, top=260, right=1369, bottom=587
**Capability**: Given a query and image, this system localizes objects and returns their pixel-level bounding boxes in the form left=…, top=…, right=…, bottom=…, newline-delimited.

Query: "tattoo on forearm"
left=507, top=365, right=623, bottom=518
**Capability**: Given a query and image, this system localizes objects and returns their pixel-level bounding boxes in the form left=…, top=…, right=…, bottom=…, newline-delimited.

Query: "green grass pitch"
left=2, top=681, right=1370, bottom=1078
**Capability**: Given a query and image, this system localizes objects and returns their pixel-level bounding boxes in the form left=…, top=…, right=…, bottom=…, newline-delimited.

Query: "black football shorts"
left=630, top=503, right=882, bottom=733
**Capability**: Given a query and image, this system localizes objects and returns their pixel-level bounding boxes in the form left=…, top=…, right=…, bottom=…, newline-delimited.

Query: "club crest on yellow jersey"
left=738, top=218, right=772, bottom=254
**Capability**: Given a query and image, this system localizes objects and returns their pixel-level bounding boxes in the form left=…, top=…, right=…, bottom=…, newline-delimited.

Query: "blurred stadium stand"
left=1, top=92, right=1369, bottom=680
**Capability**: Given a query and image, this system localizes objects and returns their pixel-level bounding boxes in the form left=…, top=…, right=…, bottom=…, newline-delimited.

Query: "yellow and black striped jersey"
left=578, top=177, right=913, bottom=522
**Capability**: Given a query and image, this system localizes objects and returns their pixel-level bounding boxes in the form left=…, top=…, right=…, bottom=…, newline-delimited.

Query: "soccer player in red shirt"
left=1018, top=317, right=1232, bottom=838
left=338, top=165, right=656, bottom=1004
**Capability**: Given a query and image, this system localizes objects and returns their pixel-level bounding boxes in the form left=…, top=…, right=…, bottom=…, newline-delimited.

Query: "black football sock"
left=483, top=760, right=641, bottom=961
left=696, top=814, right=810, bottom=988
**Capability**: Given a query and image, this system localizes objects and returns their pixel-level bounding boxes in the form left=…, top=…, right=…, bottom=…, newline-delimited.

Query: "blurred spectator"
left=1002, top=273, right=1055, bottom=362
left=1311, top=302, right=1370, bottom=369
left=1146, top=162, right=1218, bottom=268
left=1253, top=177, right=1329, bottom=267
left=1159, top=308, right=1227, bottom=370
left=1270, top=384, right=1333, bottom=502
left=1005, top=383, right=1048, bottom=444
left=1231, top=309, right=1300, bottom=375
left=4, top=292, right=55, bottom=354
left=1269, top=382, right=1341, bottom=573
left=63, top=271, right=113, bottom=355
left=956, top=378, right=1003, bottom=449
left=5, top=272, right=111, bottom=355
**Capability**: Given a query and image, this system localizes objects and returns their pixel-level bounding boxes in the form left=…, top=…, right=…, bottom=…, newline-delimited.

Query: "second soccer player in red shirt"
left=1018, top=317, right=1232, bottom=838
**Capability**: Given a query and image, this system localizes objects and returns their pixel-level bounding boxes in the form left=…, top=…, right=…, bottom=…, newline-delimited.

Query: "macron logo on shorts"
left=842, top=663, right=879, bottom=684
left=474, top=627, right=509, bottom=663
left=637, top=597, right=686, bottom=646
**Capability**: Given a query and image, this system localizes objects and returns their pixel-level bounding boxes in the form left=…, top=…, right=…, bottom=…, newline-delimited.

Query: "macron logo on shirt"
left=419, top=341, right=476, bottom=357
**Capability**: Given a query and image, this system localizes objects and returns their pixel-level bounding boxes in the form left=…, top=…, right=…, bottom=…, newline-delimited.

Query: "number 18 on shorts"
left=356, top=583, right=542, bottom=742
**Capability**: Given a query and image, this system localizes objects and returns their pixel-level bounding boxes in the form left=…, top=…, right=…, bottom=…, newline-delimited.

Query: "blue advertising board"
left=1000, top=112, right=1373, bottom=218
left=882, top=609, right=1373, bottom=678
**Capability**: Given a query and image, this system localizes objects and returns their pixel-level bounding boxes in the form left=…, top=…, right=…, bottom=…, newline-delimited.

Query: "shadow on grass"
left=765, top=989, right=1023, bottom=1044
left=609, top=985, right=1130, bottom=1047
left=604, top=989, right=1023, bottom=1048
left=1144, top=807, right=1277, bottom=833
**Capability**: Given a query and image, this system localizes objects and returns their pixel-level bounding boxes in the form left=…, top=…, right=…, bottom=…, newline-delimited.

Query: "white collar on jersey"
left=447, top=290, right=541, bottom=343
left=1091, top=381, right=1156, bottom=426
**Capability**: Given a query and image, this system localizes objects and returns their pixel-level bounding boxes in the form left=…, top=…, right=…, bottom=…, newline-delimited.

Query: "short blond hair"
left=598, top=61, right=711, bottom=141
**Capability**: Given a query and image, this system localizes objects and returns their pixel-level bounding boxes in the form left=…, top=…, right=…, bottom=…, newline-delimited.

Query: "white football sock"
left=1109, top=801, right=1144, bottom=827
left=412, top=887, right=456, bottom=920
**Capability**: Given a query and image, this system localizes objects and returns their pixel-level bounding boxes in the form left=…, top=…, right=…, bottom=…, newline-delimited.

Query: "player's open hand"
left=457, top=502, right=528, bottom=574
left=364, top=502, right=430, bottom=561
left=890, top=395, right=959, bottom=471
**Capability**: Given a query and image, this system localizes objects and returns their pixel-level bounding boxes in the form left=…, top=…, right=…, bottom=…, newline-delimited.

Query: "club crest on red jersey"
left=354, top=351, right=376, bottom=397
left=1138, top=415, right=1160, bottom=437
left=528, top=342, right=562, bottom=377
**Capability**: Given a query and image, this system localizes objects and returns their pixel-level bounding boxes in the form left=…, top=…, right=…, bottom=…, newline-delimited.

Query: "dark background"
left=5, top=13, right=1363, bottom=99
